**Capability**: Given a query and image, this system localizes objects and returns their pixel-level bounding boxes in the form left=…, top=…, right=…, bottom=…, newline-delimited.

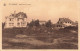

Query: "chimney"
left=14, top=11, right=16, bottom=14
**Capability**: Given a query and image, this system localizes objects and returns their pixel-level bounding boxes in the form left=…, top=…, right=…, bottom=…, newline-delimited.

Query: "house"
left=55, top=18, right=77, bottom=28
left=5, top=12, right=27, bottom=28
left=39, top=21, right=46, bottom=25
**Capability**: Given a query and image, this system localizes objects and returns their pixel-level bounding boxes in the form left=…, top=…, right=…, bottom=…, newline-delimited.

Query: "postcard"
left=0, top=0, right=80, bottom=51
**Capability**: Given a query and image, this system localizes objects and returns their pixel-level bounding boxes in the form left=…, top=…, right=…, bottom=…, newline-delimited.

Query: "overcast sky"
left=0, top=0, right=79, bottom=23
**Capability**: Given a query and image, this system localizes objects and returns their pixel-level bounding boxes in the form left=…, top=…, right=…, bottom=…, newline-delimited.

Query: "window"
left=9, top=23, right=14, bottom=26
left=17, top=19, right=19, bottom=21
left=57, top=25, right=60, bottom=27
left=22, top=19, right=24, bottom=21
left=10, top=19, right=11, bottom=21
left=60, top=26, right=62, bottom=27
left=21, top=22, right=23, bottom=26
left=17, top=23, right=20, bottom=26
left=65, top=22, right=67, bottom=23
left=9, top=18, right=13, bottom=21
left=9, top=23, right=11, bottom=26
left=21, top=22, right=25, bottom=26
left=17, top=18, right=23, bottom=21
left=23, top=23, right=25, bottom=26
left=70, top=22, right=71, bottom=24
left=60, top=22, right=62, bottom=24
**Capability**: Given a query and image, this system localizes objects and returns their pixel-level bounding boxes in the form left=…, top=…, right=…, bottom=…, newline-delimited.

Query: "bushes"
left=64, top=26, right=78, bottom=31
left=45, top=20, right=52, bottom=27
left=3, top=28, right=25, bottom=34
left=27, top=19, right=40, bottom=27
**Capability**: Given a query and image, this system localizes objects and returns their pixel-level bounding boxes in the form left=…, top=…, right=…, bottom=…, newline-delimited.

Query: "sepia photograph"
left=1, top=0, right=79, bottom=50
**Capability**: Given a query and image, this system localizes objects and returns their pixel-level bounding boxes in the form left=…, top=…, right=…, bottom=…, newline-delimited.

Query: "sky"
left=0, top=0, right=79, bottom=23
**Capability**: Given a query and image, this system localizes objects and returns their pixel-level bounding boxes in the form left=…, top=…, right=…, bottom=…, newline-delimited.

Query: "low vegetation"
left=2, top=26, right=78, bottom=49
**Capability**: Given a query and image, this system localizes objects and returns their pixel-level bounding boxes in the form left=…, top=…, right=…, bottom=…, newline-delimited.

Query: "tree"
left=2, top=22, right=5, bottom=29
left=28, top=19, right=40, bottom=27
left=34, top=19, right=40, bottom=27
left=28, top=20, right=35, bottom=27
left=45, top=20, right=52, bottom=27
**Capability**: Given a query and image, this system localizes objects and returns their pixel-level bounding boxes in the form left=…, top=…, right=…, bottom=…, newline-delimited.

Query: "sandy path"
left=8, top=38, right=55, bottom=46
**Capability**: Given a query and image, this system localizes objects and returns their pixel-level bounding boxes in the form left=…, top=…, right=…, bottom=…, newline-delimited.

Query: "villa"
left=5, top=12, right=27, bottom=28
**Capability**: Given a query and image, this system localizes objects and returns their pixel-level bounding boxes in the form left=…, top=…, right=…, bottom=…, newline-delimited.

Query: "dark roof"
left=57, top=18, right=75, bottom=24
left=10, top=12, right=27, bottom=18
left=16, top=12, right=27, bottom=18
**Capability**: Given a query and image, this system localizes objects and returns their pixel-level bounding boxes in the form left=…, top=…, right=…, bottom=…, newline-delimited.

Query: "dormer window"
left=17, top=23, right=20, bottom=26
left=68, top=22, right=70, bottom=23
left=9, top=18, right=13, bottom=21
left=70, top=22, right=71, bottom=24
left=65, top=22, right=67, bottom=23
left=10, top=19, right=11, bottom=21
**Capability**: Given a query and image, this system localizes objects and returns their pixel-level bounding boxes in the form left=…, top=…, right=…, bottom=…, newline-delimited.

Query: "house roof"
left=9, top=12, right=27, bottom=18
left=57, top=18, right=75, bottom=24
left=15, top=12, right=27, bottom=18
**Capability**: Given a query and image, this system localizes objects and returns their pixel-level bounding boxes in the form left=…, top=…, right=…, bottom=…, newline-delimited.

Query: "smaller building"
left=39, top=21, right=46, bottom=25
left=55, top=18, right=77, bottom=28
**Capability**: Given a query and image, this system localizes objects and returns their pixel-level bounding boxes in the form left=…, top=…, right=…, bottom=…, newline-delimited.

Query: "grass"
left=2, top=26, right=78, bottom=49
